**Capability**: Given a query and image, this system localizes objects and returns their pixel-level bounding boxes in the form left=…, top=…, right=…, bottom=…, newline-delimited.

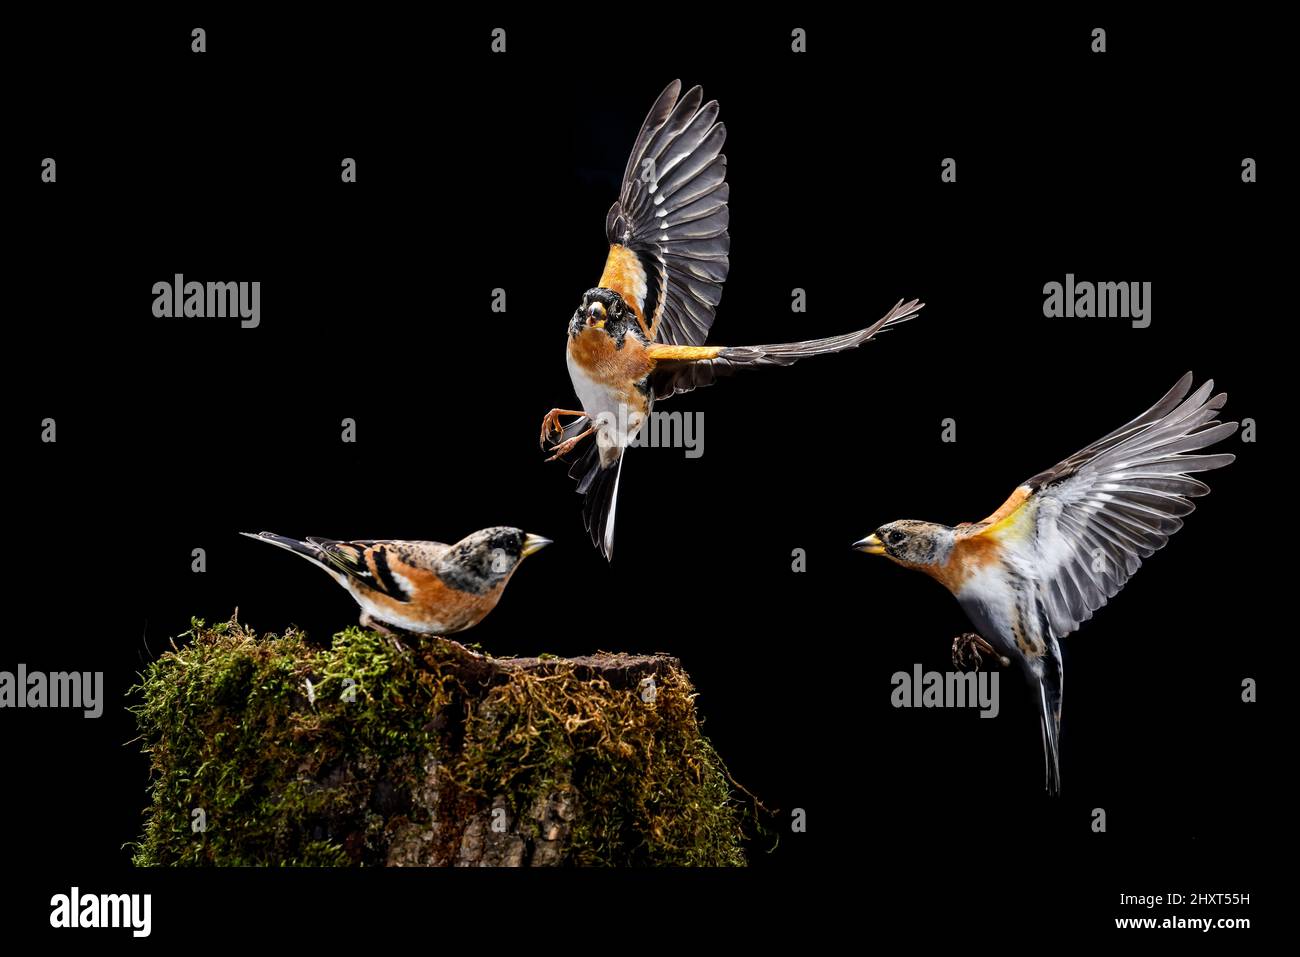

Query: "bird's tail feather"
left=569, top=445, right=624, bottom=561
left=1036, top=661, right=1064, bottom=796
left=240, top=531, right=342, bottom=581
left=1038, top=696, right=1061, bottom=796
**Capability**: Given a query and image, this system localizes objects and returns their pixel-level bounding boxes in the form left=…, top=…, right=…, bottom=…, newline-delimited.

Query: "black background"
left=6, top=10, right=1279, bottom=942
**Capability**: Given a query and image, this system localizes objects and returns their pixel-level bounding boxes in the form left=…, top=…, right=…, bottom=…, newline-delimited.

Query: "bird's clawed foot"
left=544, top=426, right=595, bottom=462
left=952, top=632, right=1010, bottom=671
left=540, top=408, right=587, bottom=450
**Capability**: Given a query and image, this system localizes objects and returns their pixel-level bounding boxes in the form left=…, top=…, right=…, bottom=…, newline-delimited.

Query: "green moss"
left=129, top=618, right=748, bottom=866
left=453, top=666, right=745, bottom=866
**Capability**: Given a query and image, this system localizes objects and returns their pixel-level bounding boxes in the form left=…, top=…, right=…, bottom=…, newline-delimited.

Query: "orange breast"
left=569, top=327, right=655, bottom=388
left=924, top=534, right=1004, bottom=593
left=920, top=486, right=1033, bottom=592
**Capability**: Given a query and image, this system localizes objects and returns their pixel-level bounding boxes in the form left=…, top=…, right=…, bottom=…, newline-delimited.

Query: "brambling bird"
left=540, top=79, right=923, bottom=559
left=241, top=528, right=551, bottom=638
left=854, top=373, right=1237, bottom=794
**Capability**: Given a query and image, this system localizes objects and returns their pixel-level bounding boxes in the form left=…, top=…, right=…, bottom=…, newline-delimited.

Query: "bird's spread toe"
left=952, top=633, right=985, bottom=671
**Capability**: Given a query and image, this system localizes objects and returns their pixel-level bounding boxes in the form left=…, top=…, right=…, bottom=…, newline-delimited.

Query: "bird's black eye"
left=887, top=530, right=905, bottom=546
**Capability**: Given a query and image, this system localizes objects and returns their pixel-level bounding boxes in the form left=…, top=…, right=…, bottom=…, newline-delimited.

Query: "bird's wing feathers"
left=980, top=373, right=1236, bottom=639
left=603, top=80, right=730, bottom=346
left=307, top=538, right=447, bottom=603
left=649, top=298, right=923, bottom=399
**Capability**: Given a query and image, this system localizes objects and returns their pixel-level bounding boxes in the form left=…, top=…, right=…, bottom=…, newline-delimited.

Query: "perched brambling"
left=854, top=373, right=1237, bottom=794
left=541, top=79, right=923, bottom=559
left=241, top=528, right=551, bottom=638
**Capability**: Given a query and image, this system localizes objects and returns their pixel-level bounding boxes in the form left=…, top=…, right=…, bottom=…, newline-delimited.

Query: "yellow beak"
left=521, top=534, right=553, bottom=558
left=852, top=533, right=885, bottom=556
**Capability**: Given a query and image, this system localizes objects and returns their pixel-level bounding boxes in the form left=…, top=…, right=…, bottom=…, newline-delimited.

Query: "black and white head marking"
left=436, top=527, right=526, bottom=595
left=876, top=520, right=955, bottom=566
left=569, top=287, right=639, bottom=348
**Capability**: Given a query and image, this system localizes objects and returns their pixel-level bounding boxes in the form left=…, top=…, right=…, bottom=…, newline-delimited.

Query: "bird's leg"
left=540, top=408, right=588, bottom=449
left=361, top=614, right=409, bottom=653
left=952, top=633, right=1010, bottom=671
left=544, top=426, right=595, bottom=462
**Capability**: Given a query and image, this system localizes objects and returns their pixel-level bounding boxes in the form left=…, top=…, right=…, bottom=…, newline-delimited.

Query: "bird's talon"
left=952, top=633, right=984, bottom=671
left=539, top=412, right=558, bottom=449
left=544, top=423, right=595, bottom=462
left=545, top=436, right=576, bottom=461
left=540, top=409, right=585, bottom=451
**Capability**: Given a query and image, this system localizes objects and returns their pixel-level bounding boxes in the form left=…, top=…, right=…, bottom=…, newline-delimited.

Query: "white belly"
left=955, top=566, right=1021, bottom=658
left=345, top=582, right=444, bottom=634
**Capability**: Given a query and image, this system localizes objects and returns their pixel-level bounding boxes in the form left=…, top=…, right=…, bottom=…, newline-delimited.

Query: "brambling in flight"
left=541, top=79, right=923, bottom=559
left=241, top=528, right=551, bottom=638
left=854, top=373, right=1237, bottom=794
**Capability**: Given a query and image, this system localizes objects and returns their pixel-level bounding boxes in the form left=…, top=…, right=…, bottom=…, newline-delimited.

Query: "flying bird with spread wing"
left=541, top=79, right=923, bottom=559
left=853, top=373, right=1237, bottom=793
left=241, top=528, right=551, bottom=639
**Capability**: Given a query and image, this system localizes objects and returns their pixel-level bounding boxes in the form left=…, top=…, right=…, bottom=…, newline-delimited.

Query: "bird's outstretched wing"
left=972, top=373, right=1237, bottom=640
left=647, top=298, right=924, bottom=399
left=601, top=79, right=729, bottom=346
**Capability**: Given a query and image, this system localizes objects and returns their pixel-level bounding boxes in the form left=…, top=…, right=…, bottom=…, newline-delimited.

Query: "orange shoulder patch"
left=977, top=485, right=1033, bottom=527
left=644, top=343, right=722, bottom=362
left=598, top=244, right=648, bottom=326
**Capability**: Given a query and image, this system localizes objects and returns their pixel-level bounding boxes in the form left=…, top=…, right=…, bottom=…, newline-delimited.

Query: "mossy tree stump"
left=130, top=620, right=747, bottom=866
